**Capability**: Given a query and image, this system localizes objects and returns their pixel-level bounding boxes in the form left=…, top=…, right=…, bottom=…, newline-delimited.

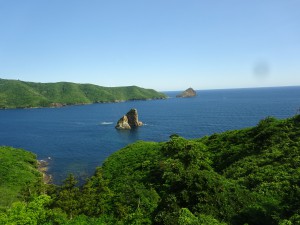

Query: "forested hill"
left=1, top=115, right=300, bottom=224
left=0, top=78, right=166, bottom=109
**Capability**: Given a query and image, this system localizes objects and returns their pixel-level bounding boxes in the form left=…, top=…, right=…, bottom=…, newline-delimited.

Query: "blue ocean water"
left=0, top=86, right=300, bottom=183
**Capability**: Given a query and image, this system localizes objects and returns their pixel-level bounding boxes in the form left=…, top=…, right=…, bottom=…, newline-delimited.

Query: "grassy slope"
left=0, top=146, right=42, bottom=210
left=0, top=78, right=167, bottom=108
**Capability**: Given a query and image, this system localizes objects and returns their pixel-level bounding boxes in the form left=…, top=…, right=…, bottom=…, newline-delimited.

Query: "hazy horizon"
left=0, top=1, right=299, bottom=91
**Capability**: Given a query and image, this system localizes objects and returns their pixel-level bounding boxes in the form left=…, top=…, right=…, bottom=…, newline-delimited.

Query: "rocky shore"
left=37, top=158, right=52, bottom=184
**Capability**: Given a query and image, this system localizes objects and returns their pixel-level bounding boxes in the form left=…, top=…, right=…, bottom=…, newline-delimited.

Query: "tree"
left=55, top=174, right=80, bottom=219
left=80, top=167, right=113, bottom=216
left=0, top=195, right=51, bottom=225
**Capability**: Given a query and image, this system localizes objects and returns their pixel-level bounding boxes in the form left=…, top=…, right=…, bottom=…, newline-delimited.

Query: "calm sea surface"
left=1, top=86, right=300, bottom=183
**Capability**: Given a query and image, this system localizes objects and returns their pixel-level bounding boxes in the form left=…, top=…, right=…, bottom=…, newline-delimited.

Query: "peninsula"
left=0, top=78, right=167, bottom=109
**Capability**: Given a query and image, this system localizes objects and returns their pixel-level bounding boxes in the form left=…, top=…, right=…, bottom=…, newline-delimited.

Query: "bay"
left=0, top=86, right=300, bottom=183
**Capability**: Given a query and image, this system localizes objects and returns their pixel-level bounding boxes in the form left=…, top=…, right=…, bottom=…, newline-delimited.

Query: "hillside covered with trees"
left=0, top=115, right=300, bottom=224
left=0, top=78, right=166, bottom=109
left=0, top=146, right=43, bottom=211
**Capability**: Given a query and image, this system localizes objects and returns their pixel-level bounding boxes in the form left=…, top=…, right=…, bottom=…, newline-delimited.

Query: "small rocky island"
left=176, top=87, right=197, bottom=98
left=115, top=108, right=143, bottom=130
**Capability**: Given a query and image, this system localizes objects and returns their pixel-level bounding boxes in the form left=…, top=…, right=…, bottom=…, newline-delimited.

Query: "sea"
left=1, top=86, right=300, bottom=184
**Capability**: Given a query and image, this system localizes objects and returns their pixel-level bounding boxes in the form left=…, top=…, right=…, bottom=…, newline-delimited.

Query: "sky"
left=0, top=0, right=299, bottom=91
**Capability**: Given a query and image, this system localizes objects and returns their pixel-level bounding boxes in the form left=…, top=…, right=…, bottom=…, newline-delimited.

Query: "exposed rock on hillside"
left=176, top=88, right=197, bottom=98
left=115, top=109, right=143, bottom=130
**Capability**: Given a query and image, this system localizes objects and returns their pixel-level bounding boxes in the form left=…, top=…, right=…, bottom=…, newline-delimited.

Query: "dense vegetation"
left=0, top=78, right=166, bottom=109
left=0, top=147, right=43, bottom=211
left=1, top=115, right=300, bottom=224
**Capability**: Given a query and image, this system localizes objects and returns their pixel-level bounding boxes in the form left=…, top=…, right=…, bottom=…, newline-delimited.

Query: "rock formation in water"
left=176, top=88, right=197, bottom=98
left=115, top=108, right=143, bottom=130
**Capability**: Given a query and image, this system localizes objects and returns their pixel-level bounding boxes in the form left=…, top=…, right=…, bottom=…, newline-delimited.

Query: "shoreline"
left=37, top=159, right=52, bottom=184
left=0, top=97, right=167, bottom=110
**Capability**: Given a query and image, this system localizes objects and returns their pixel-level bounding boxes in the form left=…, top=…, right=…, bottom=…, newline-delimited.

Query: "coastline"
left=0, top=96, right=167, bottom=110
left=37, top=159, right=52, bottom=184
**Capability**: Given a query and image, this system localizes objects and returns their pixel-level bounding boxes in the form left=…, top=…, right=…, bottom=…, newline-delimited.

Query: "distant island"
left=0, top=78, right=167, bottom=109
left=176, top=87, right=197, bottom=98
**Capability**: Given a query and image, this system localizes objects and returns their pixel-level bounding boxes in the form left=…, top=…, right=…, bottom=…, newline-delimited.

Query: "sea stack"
left=176, top=88, right=197, bottom=98
left=115, top=108, right=143, bottom=130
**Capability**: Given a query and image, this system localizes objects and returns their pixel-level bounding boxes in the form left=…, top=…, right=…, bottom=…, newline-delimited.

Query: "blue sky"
left=0, top=0, right=299, bottom=91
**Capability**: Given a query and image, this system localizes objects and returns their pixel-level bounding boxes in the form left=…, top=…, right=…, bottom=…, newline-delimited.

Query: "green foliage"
left=79, top=167, right=113, bottom=217
left=57, top=214, right=116, bottom=225
left=0, top=78, right=166, bottom=109
left=0, top=146, right=42, bottom=210
left=0, top=195, right=51, bottom=225
left=178, top=208, right=199, bottom=225
left=152, top=137, right=251, bottom=224
left=54, top=174, right=80, bottom=219
left=178, top=208, right=226, bottom=225
left=102, top=141, right=163, bottom=222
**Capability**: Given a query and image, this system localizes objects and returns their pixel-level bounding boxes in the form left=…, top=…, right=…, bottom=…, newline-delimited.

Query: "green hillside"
left=0, top=78, right=167, bottom=109
left=0, top=147, right=42, bottom=210
left=1, top=115, right=300, bottom=224
left=97, top=115, right=300, bottom=224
